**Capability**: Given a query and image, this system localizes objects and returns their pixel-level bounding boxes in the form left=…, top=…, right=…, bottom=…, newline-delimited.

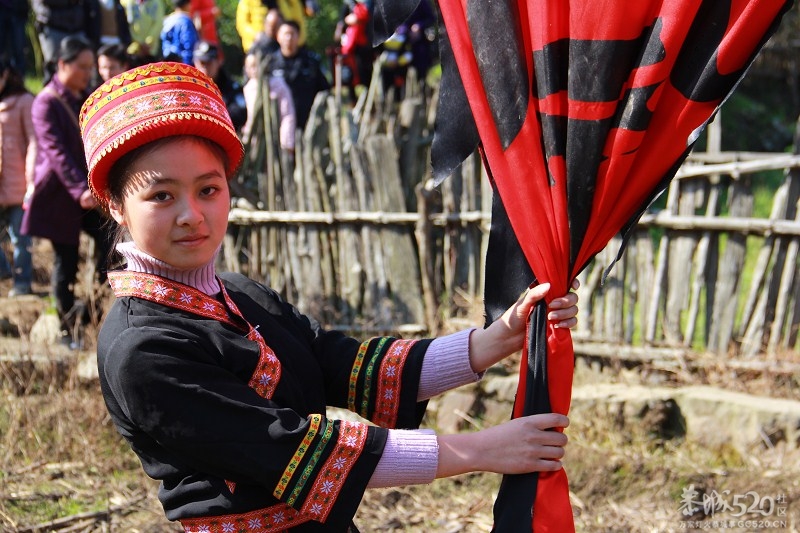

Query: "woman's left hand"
left=468, top=279, right=580, bottom=373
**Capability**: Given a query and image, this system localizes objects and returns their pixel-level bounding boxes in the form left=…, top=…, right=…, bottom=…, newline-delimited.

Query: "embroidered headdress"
left=79, top=62, right=244, bottom=204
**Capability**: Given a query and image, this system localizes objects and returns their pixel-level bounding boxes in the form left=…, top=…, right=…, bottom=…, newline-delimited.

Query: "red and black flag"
left=372, top=1, right=793, bottom=531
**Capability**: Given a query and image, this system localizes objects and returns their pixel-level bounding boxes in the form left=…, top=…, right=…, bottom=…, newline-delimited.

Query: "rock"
left=483, top=375, right=519, bottom=403
left=436, top=390, right=477, bottom=433
left=570, top=383, right=800, bottom=453
left=29, top=314, right=63, bottom=346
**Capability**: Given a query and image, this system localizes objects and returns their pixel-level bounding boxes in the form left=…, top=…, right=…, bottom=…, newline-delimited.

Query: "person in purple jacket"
left=22, top=36, right=115, bottom=348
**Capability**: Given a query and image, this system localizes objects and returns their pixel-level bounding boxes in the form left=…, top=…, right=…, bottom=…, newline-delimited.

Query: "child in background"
left=190, top=0, right=221, bottom=48
left=96, top=43, right=131, bottom=82
left=0, top=59, right=36, bottom=297
left=80, top=62, right=578, bottom=531
left=242, top=51, right=296, bottom=152
left=161, top=0, right=198, bottom=64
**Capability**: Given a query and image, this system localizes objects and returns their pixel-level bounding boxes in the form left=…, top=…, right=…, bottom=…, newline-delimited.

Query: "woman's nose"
left=177, top=198, right=203, bottom=226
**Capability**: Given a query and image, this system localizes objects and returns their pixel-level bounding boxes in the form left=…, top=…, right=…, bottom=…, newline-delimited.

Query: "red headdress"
left=79, top=62, right=244, bottom=204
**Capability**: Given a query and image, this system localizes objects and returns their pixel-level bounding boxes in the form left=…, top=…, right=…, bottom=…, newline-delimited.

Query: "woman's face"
left=108, top=137, right=230, bottom=270
left=58, top=49, right=95, bottom=93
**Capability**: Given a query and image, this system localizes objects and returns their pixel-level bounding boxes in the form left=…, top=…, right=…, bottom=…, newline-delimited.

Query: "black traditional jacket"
left=98, top=271, right=431, bottom=532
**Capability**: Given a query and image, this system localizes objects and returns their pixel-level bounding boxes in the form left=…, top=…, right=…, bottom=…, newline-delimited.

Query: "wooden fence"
left=224, top=75, right=800, bottom=359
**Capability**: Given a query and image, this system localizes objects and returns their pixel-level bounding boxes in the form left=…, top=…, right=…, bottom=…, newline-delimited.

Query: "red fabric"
left=436, top=1, right=791, bottom=531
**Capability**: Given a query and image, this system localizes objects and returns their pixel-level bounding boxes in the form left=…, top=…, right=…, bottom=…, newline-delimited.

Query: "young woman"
left=80, top=62, right=579, bottom=532
left=22, top=36, right=114, bottom=345
left=0, top=59, right=36, bottom=297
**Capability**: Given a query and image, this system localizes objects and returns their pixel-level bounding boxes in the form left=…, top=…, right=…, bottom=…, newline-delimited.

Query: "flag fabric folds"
left=371, top=0, right=794, bottom=531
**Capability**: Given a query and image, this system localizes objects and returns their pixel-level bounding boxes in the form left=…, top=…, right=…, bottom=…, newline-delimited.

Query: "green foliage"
left=305, top=0, right=342, bottom=56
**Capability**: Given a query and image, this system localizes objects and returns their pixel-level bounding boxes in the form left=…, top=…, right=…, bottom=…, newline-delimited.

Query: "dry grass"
left=1, top=241, right=799, bottom=531
left=2, top=371, right=798, bottom=532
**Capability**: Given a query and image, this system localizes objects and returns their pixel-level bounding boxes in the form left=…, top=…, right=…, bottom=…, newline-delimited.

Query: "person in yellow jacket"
left=121, top=0, right=166, bottom=58
left=236, top=0, right=312, bottom=52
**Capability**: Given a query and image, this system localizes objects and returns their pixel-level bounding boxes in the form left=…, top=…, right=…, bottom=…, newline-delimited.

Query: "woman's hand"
left=436, top=413, right=569, bottom=478
left=468, top=280, right=580, bottom=373
left=79, top=189, right=98, bottom=210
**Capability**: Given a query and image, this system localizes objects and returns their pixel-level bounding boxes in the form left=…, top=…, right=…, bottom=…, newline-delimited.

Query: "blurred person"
left=268, top=20, right=330, bottom=130
left=91, top=0, right=132, bottom=48
left=161, top=0, right=198, bottom=64
left=32, top=0, right=92, bottom=66
left=379, top=0, right=435, bottom=99
left=271, top=0, right=311, bottom=44
left=235, top=0, right=267, bottom=54
left=121, top=0, right=165, bottom=58
left=189, top=0, right=220, bottom=47
left=249, top=8, right=282, bottom=59
left=334, top=0, right=373, bottom=100
left=236, top=0, right=311, bottom=53
left=0, top=59, right=36, bottom=297
left=0, top=0, right=30, bottom=74
left=21, top=36, right=114, bottom=346
left=97, top=42, right=131, bottom=82
left=193, top=40, right=247, bottom=132
left=126, top=41, right=158, bottom=67
left=242, top=51, right=295, bottom=152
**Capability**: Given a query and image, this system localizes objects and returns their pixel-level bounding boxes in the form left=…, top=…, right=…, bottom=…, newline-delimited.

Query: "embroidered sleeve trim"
left=359, top=337, right=389, bottom=419
left=180, top=502, right=310, bottom=532
left=286, top=419, right=335, bottom=507
left=299, top=420, right=368, bottom=522
left=274, top=414, right=323, bottom=500
left=372, top=339, right=416, bottom=428
left=347, top=339, right=372, bottom=412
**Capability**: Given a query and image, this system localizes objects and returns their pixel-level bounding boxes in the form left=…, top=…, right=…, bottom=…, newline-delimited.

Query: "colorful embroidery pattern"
left=109, top=271, right=282, bottom=401
left=359, top=337, right=389, bottom=419
left=300, top=421, right=368, bottom=522
left=347, top=340, right=371, bottom=412
left=286, top=419, right=334, bottom=507
left=180, top=502, right=310, bottom=533
left=274, top=414, right=323, bottom=500
left=373, top=339, right=416, bottom=428
left=108, top=271, right=231, bottom=325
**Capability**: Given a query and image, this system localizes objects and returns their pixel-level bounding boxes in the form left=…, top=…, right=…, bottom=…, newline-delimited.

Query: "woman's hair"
left=0, top=59, right=28, bottom=100
left=45, top=35, right=94, bottom=79
left=57, top=35, right=94, bottom=63
left=97, top=43, right=130, bottom=66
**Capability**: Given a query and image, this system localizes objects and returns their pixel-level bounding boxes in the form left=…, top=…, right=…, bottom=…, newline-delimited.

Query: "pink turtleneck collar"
left=115, top=241, right=221, bottom=295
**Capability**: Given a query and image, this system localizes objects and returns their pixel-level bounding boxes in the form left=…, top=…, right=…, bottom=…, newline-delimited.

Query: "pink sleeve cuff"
left=418, top=328, right=481, bottom=401
left=367, top=429, right=439, bottom=488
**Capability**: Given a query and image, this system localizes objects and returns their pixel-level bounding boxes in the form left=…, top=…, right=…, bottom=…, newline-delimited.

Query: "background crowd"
left=0, top=0, right=437, bottom=347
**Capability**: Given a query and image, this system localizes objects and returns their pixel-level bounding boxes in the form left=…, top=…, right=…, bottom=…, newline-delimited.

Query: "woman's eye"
left=151, top=191, right=172, bottom=202
left=200, top=186, right=219, bottom=197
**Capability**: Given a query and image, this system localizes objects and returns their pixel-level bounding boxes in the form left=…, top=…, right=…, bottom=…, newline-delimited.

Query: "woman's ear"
left=108, top=202, right=126, bottom=226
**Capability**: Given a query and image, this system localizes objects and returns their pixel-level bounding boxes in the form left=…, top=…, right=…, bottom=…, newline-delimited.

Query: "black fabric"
left=491, top=300, right=550, bottom=532
left=97, top=272, right=431, bottom=530
left=466, top=0, right=527, bottom=151
left=483, top=177, right=533, bottom=326
left=370, top=0, right=420, bottom=45
left=430, top=26, right=480, bottom=186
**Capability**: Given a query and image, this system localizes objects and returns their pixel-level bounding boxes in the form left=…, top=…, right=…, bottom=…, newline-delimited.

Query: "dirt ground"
left=1, top=240, right=799, bottom=532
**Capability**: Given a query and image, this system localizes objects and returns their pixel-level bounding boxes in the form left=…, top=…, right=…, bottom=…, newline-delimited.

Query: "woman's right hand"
left=435, top=413, right=569, bottom=478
